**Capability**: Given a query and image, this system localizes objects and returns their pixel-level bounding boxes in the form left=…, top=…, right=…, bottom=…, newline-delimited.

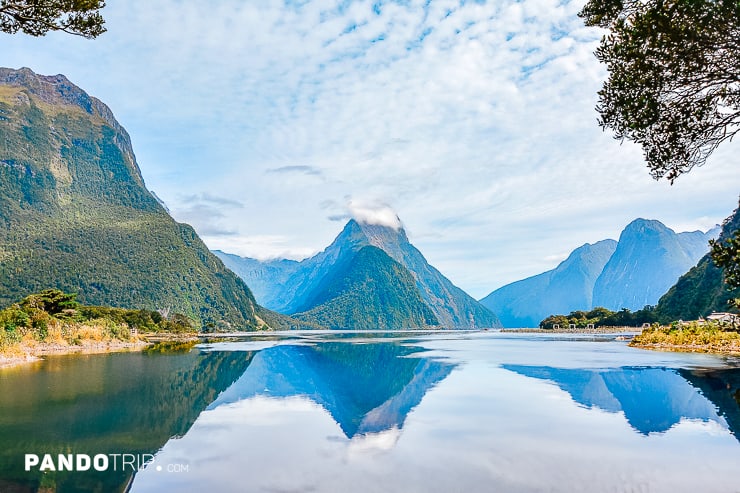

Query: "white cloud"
left=348, top=199, right=402, bottom=230
left=4, top=0, right=739, bottom=298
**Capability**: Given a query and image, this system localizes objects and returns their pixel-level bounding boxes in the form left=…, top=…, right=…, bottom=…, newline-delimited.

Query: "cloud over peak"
left=348, top=199, right=402, bottom=230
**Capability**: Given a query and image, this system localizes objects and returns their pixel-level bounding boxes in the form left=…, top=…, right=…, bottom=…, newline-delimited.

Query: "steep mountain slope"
left=592, top=219, right=716, bottom=311
left=219, top=219, right=500, bottom=329
left=479, top=240, right=617, bottom=328
left=293, top=246, right=438, bottom=330
left=0, top=67, right=265, bottom=329
left=354, top=221, right=498, bottom=328
left=656, top=202, right=740, bottom=320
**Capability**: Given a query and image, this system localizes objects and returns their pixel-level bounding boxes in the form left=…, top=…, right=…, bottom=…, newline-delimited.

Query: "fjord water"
left=1, top=333, right=739, bottom=492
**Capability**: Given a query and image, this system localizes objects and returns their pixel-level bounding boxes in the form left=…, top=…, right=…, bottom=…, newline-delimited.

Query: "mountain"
left=292, top=246, right=439, bottom=330
left=0, top=67, right=268, bottom=329
left=656, top=201, right=740, bottom=320
left=592, top=219, right=718, bottom=311
left=480, top=219, right=718, bottom=327
left=216, top=219, right=500, bottom=329
left=479, top=240, right=617, bottom=328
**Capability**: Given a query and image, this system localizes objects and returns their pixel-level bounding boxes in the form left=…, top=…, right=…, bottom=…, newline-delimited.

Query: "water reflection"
left=679, top=368, right=740, bottom=440
left=4, top=334, right=740, bottom=493
left=503, top=365, right=736, bottom=437
left=130, top=341, right=456, bottom=493
left=0, top=349, right=253, bottom=492
left=209, top=342, right=456, bottom=437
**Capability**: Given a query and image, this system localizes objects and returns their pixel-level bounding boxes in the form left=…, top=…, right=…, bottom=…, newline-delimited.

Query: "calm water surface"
left=1, top=331, right=739, bottom=493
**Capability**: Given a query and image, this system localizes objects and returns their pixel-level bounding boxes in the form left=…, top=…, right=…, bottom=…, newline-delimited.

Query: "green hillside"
left=294, top=246, right=439, bottom=330
left=656, top=200, right=740, bottom=321
left=0, top=68, right=265, bottom=330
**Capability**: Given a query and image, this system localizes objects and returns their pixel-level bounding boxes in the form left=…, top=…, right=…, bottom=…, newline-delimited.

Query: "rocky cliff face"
left=0, top=67, right=265, bottom=329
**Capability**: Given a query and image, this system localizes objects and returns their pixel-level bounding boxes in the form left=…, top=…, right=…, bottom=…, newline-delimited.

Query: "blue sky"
left=3, top=0, right=739, bottom=298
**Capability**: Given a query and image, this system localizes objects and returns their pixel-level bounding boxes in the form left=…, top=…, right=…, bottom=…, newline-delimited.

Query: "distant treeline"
left=539, top=306, right=658, bottom=329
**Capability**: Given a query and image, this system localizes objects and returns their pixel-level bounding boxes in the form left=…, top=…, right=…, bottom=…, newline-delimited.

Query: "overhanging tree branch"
left=0, top=1, right=106, bottom=38
left=580, top=0, right=740, bottom=182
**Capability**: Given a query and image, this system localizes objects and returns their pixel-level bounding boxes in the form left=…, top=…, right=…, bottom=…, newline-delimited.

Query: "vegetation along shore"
left=0, top=289, right=198, bottom=369
left=629, top=321, right=740, bottom=355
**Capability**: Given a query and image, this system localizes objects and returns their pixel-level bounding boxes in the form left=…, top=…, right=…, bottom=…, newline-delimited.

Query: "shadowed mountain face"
left=214, top=252, right=300, bottom=310
left=291, top=246, right=439, bottom=330
left=216, top=219, right=500, bottom=329
left=480, top=240, right=617, bottom=328
left=209, top=342, right=456, bottom=438
left=503, top=365, right=727, bottom=436
left=0, top=67, right=263, bottom=328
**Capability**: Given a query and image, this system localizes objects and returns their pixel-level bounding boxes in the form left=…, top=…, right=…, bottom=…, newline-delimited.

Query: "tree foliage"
left=1, top=288, right=196, bottom=348
left=540, top=306, right=658, bottom=329
left=0, top=0, right=105, bottom=38
left=579, top=0, right=740, bottom=182
left=710, top=231, right=740, bottom=289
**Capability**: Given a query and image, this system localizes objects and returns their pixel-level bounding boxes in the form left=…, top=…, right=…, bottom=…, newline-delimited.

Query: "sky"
left=3, top=0, right=739, bottom=298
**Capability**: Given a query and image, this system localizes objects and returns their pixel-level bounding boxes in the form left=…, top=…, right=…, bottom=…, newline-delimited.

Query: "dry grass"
left=630, top=322, right=740, bottom=354
left=0, top=318, right=142, bottom=365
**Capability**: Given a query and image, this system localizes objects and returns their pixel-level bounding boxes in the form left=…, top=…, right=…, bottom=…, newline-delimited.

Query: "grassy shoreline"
left=0, top=332, right=199, bottom=370
left=0, top=289, right=202, bottom=369
left=629, top=321, right=740, bottom=355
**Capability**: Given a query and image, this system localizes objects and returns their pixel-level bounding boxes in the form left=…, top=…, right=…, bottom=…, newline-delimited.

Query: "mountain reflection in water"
left=208, top=342, right=457, bottom=437
left=503, top=365, right=740, bottom=439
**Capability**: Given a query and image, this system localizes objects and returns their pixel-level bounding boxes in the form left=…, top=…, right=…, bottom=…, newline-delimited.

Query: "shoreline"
left=0, top=340, right=149, bottom=370
left=500, top=327, right=643, bottom=334
left=629, top=341, right=740, bottom=356
left=4, top=329, right=739, bottom=369
left=0, top=333, right=198, bottom=370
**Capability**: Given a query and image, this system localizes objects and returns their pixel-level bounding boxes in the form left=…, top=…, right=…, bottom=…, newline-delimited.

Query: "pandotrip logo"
left=23, top=453, right=190, bottom=473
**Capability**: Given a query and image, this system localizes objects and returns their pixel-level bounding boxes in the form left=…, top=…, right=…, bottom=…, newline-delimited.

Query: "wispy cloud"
left=266, top=165, right=323, bottom=176
left=170, top=192, right=244, bottom=237
left=179, top=193, right=244, bottom=209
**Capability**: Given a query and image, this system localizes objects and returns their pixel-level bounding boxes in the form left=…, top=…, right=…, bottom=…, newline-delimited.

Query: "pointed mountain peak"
left=342, top=202, right=409, bottom=253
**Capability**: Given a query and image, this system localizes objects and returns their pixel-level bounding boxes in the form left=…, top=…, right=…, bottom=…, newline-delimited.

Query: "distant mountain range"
left=0, top=67, right=274, bottom=329
left=480, top=219, right=719, bottom=327
left=216, top=219, right=500, bottom=329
